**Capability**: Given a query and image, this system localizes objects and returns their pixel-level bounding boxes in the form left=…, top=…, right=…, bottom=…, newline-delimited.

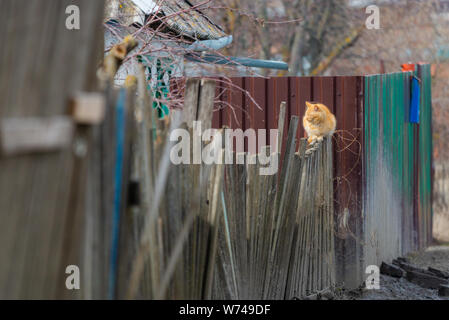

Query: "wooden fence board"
left=0, top=0, right=105, bottom=299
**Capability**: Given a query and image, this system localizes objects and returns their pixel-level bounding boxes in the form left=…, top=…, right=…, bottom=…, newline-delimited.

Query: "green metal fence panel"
left=364, top=74, right=402, bottom=267
left=363, top=66, right=433, bottom=269
left=417, top=64, right=433, bottom=249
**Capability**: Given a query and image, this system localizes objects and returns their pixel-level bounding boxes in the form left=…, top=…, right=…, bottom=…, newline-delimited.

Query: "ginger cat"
left=303, top=101, right=336, bottom=144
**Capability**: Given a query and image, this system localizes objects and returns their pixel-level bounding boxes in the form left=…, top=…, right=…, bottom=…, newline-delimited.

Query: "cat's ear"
left=305, top=101, right=313, bottom=109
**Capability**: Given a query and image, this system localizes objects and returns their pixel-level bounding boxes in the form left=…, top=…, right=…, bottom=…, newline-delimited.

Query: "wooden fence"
left=0, top=0, right=433, bottom=298
left=106, top=77, right=336, bottom=300
left=213, top=127, right=334, bottom=300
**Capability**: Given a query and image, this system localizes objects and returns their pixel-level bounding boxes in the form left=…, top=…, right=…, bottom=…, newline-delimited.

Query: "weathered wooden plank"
left=197, top=80, right=217, bottom=130
left=276, top=102, right=287, bottom=154
left=69, top=93, right=106, bottom=125
left=183, top=79, right=200, bottom=127
left=0, top=116, right=74, bottom=156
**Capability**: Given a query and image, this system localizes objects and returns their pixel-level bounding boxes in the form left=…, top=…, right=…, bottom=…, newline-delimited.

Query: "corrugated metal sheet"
left=363, top=66, right=433, bottom=273
left=364, top=72, right=409, bottom=268
left=212, top=76, right=363, bottom=160
left=417, top=64, right=433, bottom=249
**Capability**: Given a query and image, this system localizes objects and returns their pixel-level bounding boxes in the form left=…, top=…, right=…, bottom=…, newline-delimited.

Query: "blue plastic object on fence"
left=410, top=76, right=421, bottom=123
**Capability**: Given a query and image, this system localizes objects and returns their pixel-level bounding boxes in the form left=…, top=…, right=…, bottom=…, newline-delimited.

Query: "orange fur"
left=303, top=101, right=336, bottom=144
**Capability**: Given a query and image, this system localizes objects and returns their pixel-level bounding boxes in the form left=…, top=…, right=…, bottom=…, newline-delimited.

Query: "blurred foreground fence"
left=0, top=0, right=105, bottom=299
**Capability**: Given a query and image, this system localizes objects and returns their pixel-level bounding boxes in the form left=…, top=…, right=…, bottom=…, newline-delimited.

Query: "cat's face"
left=305, top=101, right=326, bottom=123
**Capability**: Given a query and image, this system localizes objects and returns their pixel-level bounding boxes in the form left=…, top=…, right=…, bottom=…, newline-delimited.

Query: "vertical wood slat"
left=211, top=77, right=224, bottom=129
left=274, top=78, right=290, bottom=157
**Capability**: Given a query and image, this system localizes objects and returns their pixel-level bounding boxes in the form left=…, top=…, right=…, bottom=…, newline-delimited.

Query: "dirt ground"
left=335, top=244, right=449, bottom=300
left=335, top=167, right=449, bottom=301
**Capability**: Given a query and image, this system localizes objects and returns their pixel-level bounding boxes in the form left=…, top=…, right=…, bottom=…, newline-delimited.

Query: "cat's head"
left=305, top=101, right=327, bottom=123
